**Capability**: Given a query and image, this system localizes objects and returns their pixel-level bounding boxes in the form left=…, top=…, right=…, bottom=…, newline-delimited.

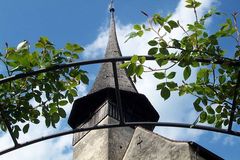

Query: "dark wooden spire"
left=68, top=0, right=159, bottom=132
left=89, top=1, right=137, bottom=94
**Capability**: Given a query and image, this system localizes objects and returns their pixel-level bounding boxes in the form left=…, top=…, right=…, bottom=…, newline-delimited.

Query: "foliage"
left=0, top=0, right=239, bottom=139
left=0, top=37, right=88, bottom=138
left=122, top=0, right=240, bottom=128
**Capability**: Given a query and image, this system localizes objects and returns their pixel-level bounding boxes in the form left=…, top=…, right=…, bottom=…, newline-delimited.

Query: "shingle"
left=89, top=9, right=137, bottom=94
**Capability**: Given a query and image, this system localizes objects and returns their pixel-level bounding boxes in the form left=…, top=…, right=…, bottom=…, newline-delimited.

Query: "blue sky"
left=0, top=0, right=240, bottom=160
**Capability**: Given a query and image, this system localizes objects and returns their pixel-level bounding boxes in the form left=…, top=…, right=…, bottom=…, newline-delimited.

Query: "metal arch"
left=0, top=55, right=240, bottom=155
left=0, top=122, right=240, bottom=155
left=1, top=56, right=240, bottom=85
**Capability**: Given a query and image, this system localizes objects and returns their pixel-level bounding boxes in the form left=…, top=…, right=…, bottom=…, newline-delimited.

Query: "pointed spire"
left=109, top=0, right=115, bottom=12
left=89, top=1, right=137, bottom=94
left=105, top=0, right=121, bottom=58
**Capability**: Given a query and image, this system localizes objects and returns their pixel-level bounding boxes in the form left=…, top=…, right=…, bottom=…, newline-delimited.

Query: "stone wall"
left=73, top=116, right=134, bottom=160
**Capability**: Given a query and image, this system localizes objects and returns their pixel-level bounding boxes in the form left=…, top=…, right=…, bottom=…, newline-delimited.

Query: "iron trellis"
left=0, top=55, right=240, bottom=155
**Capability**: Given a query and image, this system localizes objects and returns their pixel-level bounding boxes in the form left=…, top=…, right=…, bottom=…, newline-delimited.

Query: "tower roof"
left=68, top=1, right=159, bottom=130
left=89, top=1, right=137, bottom=94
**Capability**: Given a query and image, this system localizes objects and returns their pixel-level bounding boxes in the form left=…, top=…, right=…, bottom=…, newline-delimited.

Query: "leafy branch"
left=122, top=0, right=240, bottom=129
left=0, top=37, right=88, bottom=138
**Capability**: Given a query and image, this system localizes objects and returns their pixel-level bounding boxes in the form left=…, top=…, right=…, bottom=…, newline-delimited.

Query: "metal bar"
left=1, top=56, right=239, bottom=85
left=0, top=121, right=240, bottom=156
left=0, top=111, right=19, bottom=146
left=228, top=70, right=240, bottom=131
left=112, top=62, right=124, bottom=124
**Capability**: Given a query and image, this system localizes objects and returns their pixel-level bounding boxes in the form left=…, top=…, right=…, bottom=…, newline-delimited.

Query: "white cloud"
left=0, top=121, right=72, bottom=160
left=118, top=0, right=216, bottom=140
left=80, top=0, right=218, bottom=141
left=0, top=0, right=227, bottom=159
left=0, top=84, right=87, bottom=159
left=83, top=30, right=108, bottom=59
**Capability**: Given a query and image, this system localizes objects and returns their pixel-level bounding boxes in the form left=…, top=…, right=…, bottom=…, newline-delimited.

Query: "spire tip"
left=109, top=0, right=115, bottom=12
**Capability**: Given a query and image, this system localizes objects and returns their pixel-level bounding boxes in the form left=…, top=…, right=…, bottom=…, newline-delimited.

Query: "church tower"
left=68, top=1, right=159, bottom=160
left=68, top=1, right=222, bottom=160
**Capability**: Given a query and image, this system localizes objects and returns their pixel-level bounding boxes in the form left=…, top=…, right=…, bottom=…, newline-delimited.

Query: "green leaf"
left=125, top=32, right=138, bottom=42
left=199, top=111, right=207, bottom=123
left=139, top=56, right=146, bottom=64
left=193, top=98, right=203, bottom=112
left=164, top=25, right=171, bottom=33
left=202, top=96, right=208, bottom=106
left=206, top=106, right=215, bottom=114
left=45, top=117, right=51, bottom=128
left=185, top=4, right=194, bottom=8
left=32, top=119, right=40, bottom=124
left=223, top=119, right=229, bottom=126
left=148, top=47, right=158, bottom=55
left=215, top=105, right=222, bottom=113
left=23, top=124, right=30, bottom=134
left=58, top=108, right=66, bottom=118
left=219, top=75, right=226, bottom=84
left=63, top=51, right=71, bottom=57
left=49, top=104, right=57, bottom=114
left=65, top=43, right=73, bottom=51
left=81, top=74, right=89, bottom=84
left=156, top=59, right=168, bottom=67
left=148, top=40, right=158, bottom=46
left=13, top=126, right=20, bottom=139
left=207, top=115, right=215, bottom=124
left=168, top=20, right=178, bottom=28
left=120, top=62, right=130, bottom=69
left=166, top=82, right=178, bottom=89
left=134, top=24, right=141, bottom=31
left=52, top=113, right=60, bottom=124
left=159, top=48, right=169, bottom=55
left=197, top=68, right=209, bottom=82
left=154, top=72, right=165, bottom=79
left=183, top=66, right=191, bottom=80
left=131, top=55, right=138, bottom=63
left=161, top=86, right=170, bottom=100
left=34, top=94, right=42, bottom=103
left=195, top=2, right=201, bottom=8
left=137, top=31, right=144, bottom=37
left=159, top=41, right=167, bottom=48
left=157, top=83, right=165, bottom=90
left=172, top=39, right=181, bottom=48
left=67, top=93, right=74, bottom=103
left=69, top=89, right=78, bottom=96
left=127, top=63, right=136, bottom=76
left=59, top=100, right=68, bottom=106
left=135, top=65, right=144, bottom=77
left=167, top=72, right=176, bottom=79
left=215, top=120, right=223, bottom=128
left=35, top=42, right=44, bottom=48
left=72, top=44, right=84, bottom=53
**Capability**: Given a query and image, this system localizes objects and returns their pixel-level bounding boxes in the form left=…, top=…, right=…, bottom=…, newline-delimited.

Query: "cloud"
left=83, top=0, right=216, bottom=141
left=0, top=0, right=225, bottom=159
left=83, top=30, right=108, bottom=59
left=0, top=121, right=72, bottom=160
left=121, top=0, right=217, bottom=141
left=0, top=84, right=88, bottom=160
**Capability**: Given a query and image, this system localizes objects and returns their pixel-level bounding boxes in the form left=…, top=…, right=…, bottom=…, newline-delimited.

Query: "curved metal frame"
left=0, top=55, right=240, bottom=155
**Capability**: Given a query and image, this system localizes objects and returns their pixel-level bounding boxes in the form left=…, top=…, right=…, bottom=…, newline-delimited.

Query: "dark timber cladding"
left=68, top=1, right=159, bottom=129
left=89, top=1, right=137, bottom=94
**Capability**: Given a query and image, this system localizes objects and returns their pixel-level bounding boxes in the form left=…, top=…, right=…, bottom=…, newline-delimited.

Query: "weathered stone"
left=70, top=2, right=222, bottom=160
left=123, top=127, right=192, bottom=160
left=73, top=116, right=134, bottom=160
left=73, top=117, right=109, bottom=160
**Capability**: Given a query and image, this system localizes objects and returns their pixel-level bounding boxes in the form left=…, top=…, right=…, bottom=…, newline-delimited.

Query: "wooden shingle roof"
left=89, top=4, right=137, bottom=94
